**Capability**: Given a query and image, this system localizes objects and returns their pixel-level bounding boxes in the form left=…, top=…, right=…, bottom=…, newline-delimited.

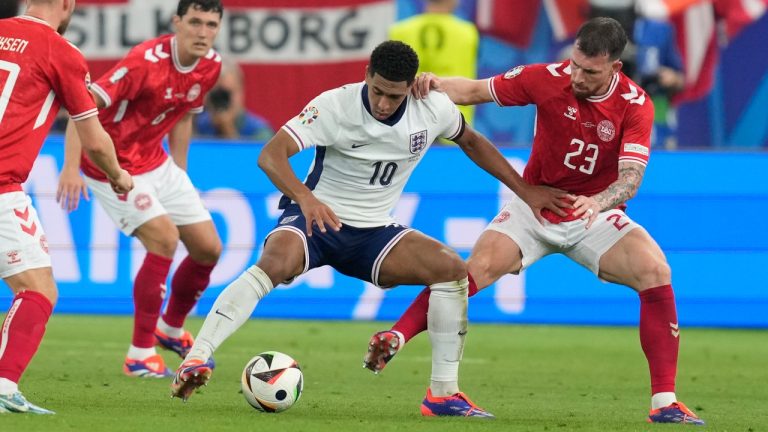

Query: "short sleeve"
left=429, top=92, right=464, bottom=141
left=47, top=40, right=97, bottom=121
left=619, top=92, right=655, bottom=166
left=89, top=45, right=148, bottom=108
left=281, top=91, right=340, bottom=151
left=489, top=64, right=545, bottom=107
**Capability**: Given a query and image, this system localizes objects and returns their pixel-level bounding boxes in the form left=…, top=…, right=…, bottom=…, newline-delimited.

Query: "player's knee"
left=636, top=257, right=672, bottom=287
left=256, top=255, right=302, bottom=287
left=194, top=239, right=223, bottom=264
left=438, top=248, right=467, bottom=282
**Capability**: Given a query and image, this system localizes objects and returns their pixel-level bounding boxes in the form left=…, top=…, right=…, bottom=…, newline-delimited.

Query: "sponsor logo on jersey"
left=280, top=215, right=299, bottom=225
left=134, top=193, right=153, bottom=211
left=6, top=250, right=21, bottom=265
left=187, top=84, right=201, bottom=102
left=493, top=210, right=511, bottom=224
left=299, top=106, right=319, bottom=125
left=109, top=67, right=128, bottom=84
left=564, top=106, right=577, bottom=120
left=504, top=65, right=524, bottom=79
left=623, top=143, right=649, bottom=156
left=409, top=130, right=427, bottom=154
left=39, top=235, right=49, bottom=254
left=597, top=120, right=616, bottom=142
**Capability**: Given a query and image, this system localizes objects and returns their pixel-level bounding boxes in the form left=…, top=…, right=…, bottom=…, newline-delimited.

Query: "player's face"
left=569, top=46, right=621, bottom=99
left=365, top=71, right=410, bottom=121
left=173, top=6, right=221, bottom=64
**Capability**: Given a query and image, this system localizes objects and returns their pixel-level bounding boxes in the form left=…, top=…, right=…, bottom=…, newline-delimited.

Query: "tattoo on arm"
left=593, top=163, right=645, bottom=210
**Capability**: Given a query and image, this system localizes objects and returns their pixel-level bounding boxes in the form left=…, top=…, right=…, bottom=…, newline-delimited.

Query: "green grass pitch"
left=2, top=314, right=766, bottom=431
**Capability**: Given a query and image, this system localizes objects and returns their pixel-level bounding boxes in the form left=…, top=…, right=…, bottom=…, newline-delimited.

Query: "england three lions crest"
left=409, top=130, right=428, bottom=154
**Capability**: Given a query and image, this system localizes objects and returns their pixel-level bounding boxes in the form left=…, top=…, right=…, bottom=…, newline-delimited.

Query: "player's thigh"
left=378, top=230, right=466, bottom=287
left=178, top=220, right=222, bottom=264
left=0, top=192, right=53, bottom=293
left=467, top=229, right=524, bottom=290
left=154, top=160, right=212, bottom=228
left=133, top=215, right=180, bottom=257
left=597, top=226, right=670, bottom=290
left=84, top=174, right=168, bottom=236
left=3, top=267, right=57, bottom=304
left=258, top=229, right=308, bottom=287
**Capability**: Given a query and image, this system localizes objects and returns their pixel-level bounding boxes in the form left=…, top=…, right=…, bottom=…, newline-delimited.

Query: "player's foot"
left=171, top=358, right=214, bottom=402
left=363, top=330, right=401, bottom=374
left=0, top=392, right=55, bottom=414
left=123, top=354, right=173, bottom=378
left=155, top=328, right=194, bottom=359
left=648, top=401, right=705, bottom=425
left=420, top=388, right=494, bottom=418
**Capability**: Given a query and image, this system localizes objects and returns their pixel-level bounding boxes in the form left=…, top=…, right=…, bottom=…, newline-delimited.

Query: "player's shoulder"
left=317, top=82, right=362, bottom=107
left=613, top=72, right=654, bottom=111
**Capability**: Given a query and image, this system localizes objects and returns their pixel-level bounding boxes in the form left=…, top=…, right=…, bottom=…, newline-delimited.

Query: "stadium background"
left=4, top=0, right=767, bottom=328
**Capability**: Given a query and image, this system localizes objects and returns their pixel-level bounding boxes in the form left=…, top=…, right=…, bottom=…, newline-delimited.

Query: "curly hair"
left=575, top=17, right=628, bottom=61
left=368, top=41, right=420, bottom=85
left=178, top=0, right=223, bottom=18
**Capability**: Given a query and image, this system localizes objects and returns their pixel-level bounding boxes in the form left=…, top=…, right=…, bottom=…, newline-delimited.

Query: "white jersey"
left=281, top=81, right=463, bottom=228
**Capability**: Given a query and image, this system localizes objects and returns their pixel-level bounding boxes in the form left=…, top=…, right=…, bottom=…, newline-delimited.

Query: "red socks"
left=393, top=274, right=479, bottom=343
left=639, top=285, right=679, bottom=394
left=132, top=253, right=172, bottom=348
left=0, top=291, right=53, bottom=383
left=162, top=256, right=215, bottom=328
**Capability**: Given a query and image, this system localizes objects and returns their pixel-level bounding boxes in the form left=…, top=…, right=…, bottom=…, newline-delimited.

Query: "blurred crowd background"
left=8, top=0, right=768, bottom=149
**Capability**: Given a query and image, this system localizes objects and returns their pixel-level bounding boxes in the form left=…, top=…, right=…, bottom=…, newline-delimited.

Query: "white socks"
left=156, top=317, right=184, bottom=338
left=428, top=277, right=468, bottom=397
left=186, top=265, right=273, bottom=362
left=651, top=392, right=677, bottom=409
left=0, top=378, right=18, bottom=395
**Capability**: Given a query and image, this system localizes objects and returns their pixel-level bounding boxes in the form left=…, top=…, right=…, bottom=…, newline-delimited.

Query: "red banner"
left=67, top=0, right=394, bottom=129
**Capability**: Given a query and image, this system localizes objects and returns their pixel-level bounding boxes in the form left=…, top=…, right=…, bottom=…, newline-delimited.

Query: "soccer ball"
left=241, top=351, right=303, bottom=413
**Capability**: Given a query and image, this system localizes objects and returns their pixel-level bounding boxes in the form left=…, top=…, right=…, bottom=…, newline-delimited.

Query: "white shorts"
left=0, top=192, right=51, bottom=279
left=85, top=158, right=212, bottom=235
left=486, top=194, right=641, bottom=274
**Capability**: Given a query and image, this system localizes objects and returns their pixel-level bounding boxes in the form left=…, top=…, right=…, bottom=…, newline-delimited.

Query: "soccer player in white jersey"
left=56, top=0, right=224, bottom=378
left=170, top=40, right=569, bottom=417
left=0, top=0, right=133, bottom=414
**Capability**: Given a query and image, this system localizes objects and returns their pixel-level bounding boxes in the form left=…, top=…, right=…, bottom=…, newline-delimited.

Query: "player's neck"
left=23, top=8, right=59, bottom=30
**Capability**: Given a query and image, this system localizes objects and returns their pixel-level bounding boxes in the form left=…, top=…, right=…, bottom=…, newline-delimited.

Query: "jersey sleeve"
left=89, top=45, right=148, bottom=109
left=192, top=57, right=222, bottom=114
left=618, top=90, right=655, bottom=166
left=47, top=40, right=98, bottom=121
left=488, top=64, right=545, bottom=107
left=429, top=92, right=464, bottom=141
left=281, top=91, right=340, bottom=151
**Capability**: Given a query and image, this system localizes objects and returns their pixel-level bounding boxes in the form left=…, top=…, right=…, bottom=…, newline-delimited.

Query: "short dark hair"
left=177, top=0, right=223, bottom=18
left=575, top=17, right=628, bottom=61
left=368, top=41, right=419, bottom=85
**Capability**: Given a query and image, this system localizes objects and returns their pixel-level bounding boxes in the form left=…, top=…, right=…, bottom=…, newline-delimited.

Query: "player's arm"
left=73, top=116, right=133, bottom=195
left=258, top=130, right=341, bottom=235
left=413, top=74, right=493, bottom=105
left=168, top=112, right=194, bottom=171
left=56, top=119, right=89, bottom=211
left=572, top=161, right=645, bottom=228
left=454, top=123, right=573, bottom=223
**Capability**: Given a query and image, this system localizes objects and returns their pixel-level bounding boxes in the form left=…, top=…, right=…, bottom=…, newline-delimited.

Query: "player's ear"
left=171, top=14, right=181, bottom=30
left=613, top=60, right=623, bottom=74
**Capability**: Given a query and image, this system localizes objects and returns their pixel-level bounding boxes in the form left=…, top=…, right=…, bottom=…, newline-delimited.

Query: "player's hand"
left=520, top=185, right=576, bottom=225
left=108, top=169, right=134, bottom=194
left=411, top=72, right=443, bottom=99
left=296, top=194, right=342, bottom=236
left=571, top=195, right=601, bottom=229
left=56, top=168, right=90, bottom=212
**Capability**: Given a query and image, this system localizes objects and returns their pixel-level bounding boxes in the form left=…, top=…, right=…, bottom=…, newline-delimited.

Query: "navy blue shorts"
left=266, top=205, right=413, bottom=287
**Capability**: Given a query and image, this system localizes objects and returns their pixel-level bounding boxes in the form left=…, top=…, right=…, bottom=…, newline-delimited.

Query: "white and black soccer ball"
left=241, top=351, right=303, bottom=413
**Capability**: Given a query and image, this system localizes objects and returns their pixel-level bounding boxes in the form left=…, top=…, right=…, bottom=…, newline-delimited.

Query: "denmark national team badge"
left=409, top=130, right=428, bottom=154
left=504, top=65, right=524, bottom=79
left=134, top=193, right=153, bottom=211
left=299, top=106, right=319, bottom=125
left=187, top=83, right=201, bottom=101
left=597, top=120, right=616, bottom=142
left=493, top=211, right=511, bottom=224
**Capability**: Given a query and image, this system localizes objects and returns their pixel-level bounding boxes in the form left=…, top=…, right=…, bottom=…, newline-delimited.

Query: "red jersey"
left=490, top=60, right=654, bottom=200
left=0, top=16, right=97, bottom=190
left=81, top=34, right=221, bottom=180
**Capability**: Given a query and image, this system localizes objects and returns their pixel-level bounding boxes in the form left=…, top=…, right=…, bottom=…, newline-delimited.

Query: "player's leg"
left=172, top=209, right=310, bottom=401
left=0, top=193, right=56, bottom=414
left=376, top=231, right=492, bottom=417
left=155, top=220, right=222, bottom=359
left=571, top=212, right=703, bottom=425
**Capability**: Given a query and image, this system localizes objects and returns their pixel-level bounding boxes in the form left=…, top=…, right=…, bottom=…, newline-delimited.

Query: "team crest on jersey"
left=187, top=84, right=201, bottom=102
left=409, top=130, right=428, bottom=154
left=299, top=106, right=319, bottom=125
left=597, top=120, right=616, bottom=142
left=134, top=193, right=153, bottom=211
left=493, top=211, right=511, bottom=224
left=504, top=65, right=524, bottom=79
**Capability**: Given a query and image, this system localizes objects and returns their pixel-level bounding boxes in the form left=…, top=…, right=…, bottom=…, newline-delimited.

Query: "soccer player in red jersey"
left=56, top=0, right=224, bottom=378
left=0, top=0, right=133, bottom=414
left=365, top=17, right=705, bottom=425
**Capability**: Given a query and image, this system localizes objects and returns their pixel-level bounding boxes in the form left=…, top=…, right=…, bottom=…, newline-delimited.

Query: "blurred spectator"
left=390, top=0, right=478, bottom=126
left=588, top=1, right=684, bottom=148
left=195, top=59, right=274, bottom=141
left=0, top=0, right=18, bottom=18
